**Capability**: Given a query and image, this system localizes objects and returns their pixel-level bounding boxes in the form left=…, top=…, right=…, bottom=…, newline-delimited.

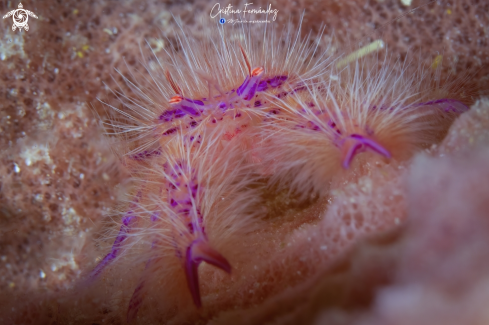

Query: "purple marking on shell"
left=293, top=86, right=306, bottom=93
left=163, top=127, right=178, bottom=136
left=174, top=109, right=185, bottom=119
left=159, top=108, right=186, bottom=121
left=328, top=120, right=342, bottom=134
left=190, top=121, right=198, bottom=128
left=186, top=99, right=205, bottom=106
left=307, top=121, right=320, bottom=131
left=254, top=100, right=262, bottom=107
left=160, top=110, right=173, bottom=122
left=269, top=75, right=288, bottom=87
left=257, top=80, right=268, bottom=91
left=130, top=149, right=161, bottom=161
left=188, top=222, right=194, bottom=234
left=372, top=105, right=394, bottom=111
left=179, top=208, right=190, bottom=215
left=160, top=98, right=206, bottom=122
left=276, top=90, right=289, bottom=99
left=122, top=215, right=136, bottom=226
left=191, top=184, right=198, bottom=198
left=150, top=212, right=159, bottom=222
left=181, top=105, right=201, bottom=116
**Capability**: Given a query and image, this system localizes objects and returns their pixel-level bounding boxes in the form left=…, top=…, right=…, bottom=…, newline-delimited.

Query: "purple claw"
left=184, top=238, right=231, bottom=307
left=350, top=134, right=391, bottom=158
left=89, top=214, right=137, bottom=280
left=342, top=141, right=363, bottom=169
left=342, top=134, right=391, bottom=169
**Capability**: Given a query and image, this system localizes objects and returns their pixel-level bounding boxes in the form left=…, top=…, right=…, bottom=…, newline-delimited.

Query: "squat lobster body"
left=88, top=22, right=335, bottom=322
left=84, top=21, right=474, bottom=324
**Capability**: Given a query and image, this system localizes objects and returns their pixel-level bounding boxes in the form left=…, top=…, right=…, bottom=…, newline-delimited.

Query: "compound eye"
left=251, top=67, right=264, bottom=77
left=169, top=95, right=184, bottom=104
